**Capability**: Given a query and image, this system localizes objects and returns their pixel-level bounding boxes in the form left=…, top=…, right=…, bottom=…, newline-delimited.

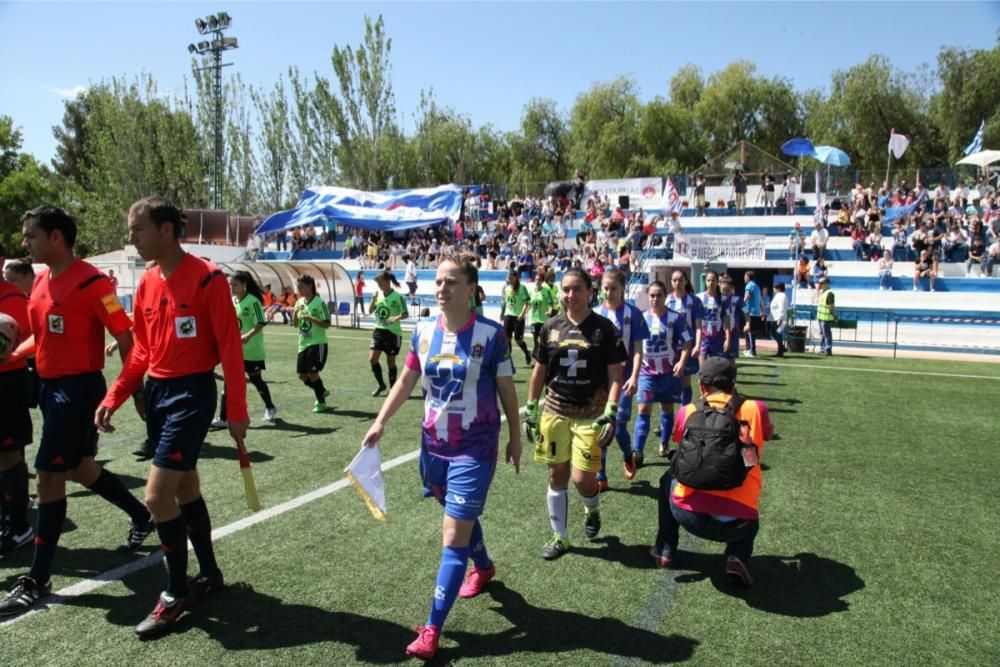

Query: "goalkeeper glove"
left=524, top=399, right=540, bottom=443
left=592, top=400, right=618, bottom=450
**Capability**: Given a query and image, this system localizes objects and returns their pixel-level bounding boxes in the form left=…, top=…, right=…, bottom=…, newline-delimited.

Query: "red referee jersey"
left=103, top=253, right=248, bottom=421
left=27, top=259, right=131, bottom=379
left=0, top=281, right=30, bottom=373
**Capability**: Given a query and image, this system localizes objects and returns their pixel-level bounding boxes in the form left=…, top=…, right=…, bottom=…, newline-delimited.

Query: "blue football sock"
left=427, top=545, right=470, bottom=629
left=597, top=449, right=607, bottom=481
left=660, top=410, right=674, bottom=446
left=469, top=521, right=491, bottom=571
left=615, top=422, right=632, bottom=458
left=681, top=386, right=693, bottom=405
left=633, top=412, right=651, bottom=454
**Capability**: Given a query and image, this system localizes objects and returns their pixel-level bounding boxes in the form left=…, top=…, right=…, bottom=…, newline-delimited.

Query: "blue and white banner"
left=255, top=184, right=464, bottom=235
left=662, top=177, right=683, bottom=215
left=884, top=189, right=927, bottom=224
left=963, top=119, right=985, bottom=156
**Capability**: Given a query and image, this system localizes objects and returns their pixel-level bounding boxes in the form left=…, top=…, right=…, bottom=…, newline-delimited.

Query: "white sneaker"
left=210, top=417, right=227, bottom=428
left=913, top=287, right=919, bottom=292
left=263, top=407, right=278, bottom=422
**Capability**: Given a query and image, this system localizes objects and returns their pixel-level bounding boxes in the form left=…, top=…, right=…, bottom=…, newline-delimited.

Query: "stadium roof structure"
left=692, top=140, right=799, bottom=178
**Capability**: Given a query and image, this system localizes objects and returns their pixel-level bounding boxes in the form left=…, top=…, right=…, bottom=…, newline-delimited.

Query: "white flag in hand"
left=345, top=445, right=387, bottom=521
left=888, top=129, right=910, bottom=159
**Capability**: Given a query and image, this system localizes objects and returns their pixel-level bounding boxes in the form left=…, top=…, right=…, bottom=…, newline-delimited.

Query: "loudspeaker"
left=618, top=195, right=630, bottom=209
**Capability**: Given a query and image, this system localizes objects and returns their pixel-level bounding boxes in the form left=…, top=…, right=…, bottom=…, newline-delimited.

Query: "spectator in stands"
left=987, top=239, right=1000, bottom=278
left=694, top=173, right=707, bottom=217
left=784, top=172, right=797, bottom=214
left=892, top=220, right=910, bottom=261
left=952, top=180, right=969, bottom=209
left=761, top=170, right=776, bottom=215
left=811, top=258, right=829, bottom=288
left=877, top=253, right=894, bottom=290
left=810, top=221, right=829, bottom=260
left=788, top=222, right=805, bottom=259
left=795, top=256, right=811, bottom=288
left=967, top=235, right=987, bottom=277
left=851, top=222, right=870, bottom=261
left=734, top=170, right=748, bottom=215
left=944, top=222, right=968, bottom=262
left=867, top=224, right=884, bottom=261
left=913, top=249, right=936, bottom=291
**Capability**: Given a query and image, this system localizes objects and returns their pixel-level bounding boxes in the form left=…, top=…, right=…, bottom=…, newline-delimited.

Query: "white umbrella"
left=956, top=150, right=1000, bottom=168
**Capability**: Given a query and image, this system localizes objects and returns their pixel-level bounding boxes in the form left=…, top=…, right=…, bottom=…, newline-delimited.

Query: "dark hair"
left=375, top=270, right=401, bottom=288
left=231, top=270, right=264, bottom=303
left=441, top=254, right=479, bottom=285
left=561, top=266, right=592, bottom=290
left=745, top=270, right=755, bottom=281
left=21, top=205, right=77, bottom=248
left=507, top=270, right=520, bottom=284
left=129, top=196, right=186, bottom=239
left=648, top=279, right=668, bottom=294
left=4, top=258, right=34, bottom=279
left=602, top=267, right=626, bottom=289
left=703, top=270, right=722, bottom=298
left=296, top=274, right=317, bottom=296
left=774, top=282, right=785, bottom=292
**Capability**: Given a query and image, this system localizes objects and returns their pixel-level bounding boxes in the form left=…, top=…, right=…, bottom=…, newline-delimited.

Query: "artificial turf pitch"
left=1, top=325, right=998, bottom=665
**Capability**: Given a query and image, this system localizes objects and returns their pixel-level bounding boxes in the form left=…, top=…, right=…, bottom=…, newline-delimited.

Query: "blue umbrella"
left=813, top=145, right=851, bottom=167
left=781, top=138, right=816, bottom=157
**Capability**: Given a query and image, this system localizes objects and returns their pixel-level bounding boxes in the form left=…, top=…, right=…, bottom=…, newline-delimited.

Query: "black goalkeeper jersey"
left=534, top=311, right=626, bottom=419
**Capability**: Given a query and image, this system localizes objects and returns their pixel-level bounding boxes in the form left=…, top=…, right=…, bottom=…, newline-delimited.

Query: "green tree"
left=930, top=40, right=1000, bottom=159
left=0, top=116, right=59, bottom=254
left=567, top=76, right=643, bottom=178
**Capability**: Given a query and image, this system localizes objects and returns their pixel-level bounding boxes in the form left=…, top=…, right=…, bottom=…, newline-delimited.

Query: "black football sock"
left=156, top=515, right=189, bottom=597
left=218, top=391, right=227, bottom=421
left=249, top=374, right=274, bottom=409
left=87, top=469, right=150, bottom=526
left=371, top=362, right=386, bottom=388
left=0, top=460, right=30, bottom=531
left=29, top=498, right=67, bottom=584
left=387, top=366, right=398, bottom=387
left=180, top=497, right=221, bottom=578
left=313, top=379, right=327, bottom=402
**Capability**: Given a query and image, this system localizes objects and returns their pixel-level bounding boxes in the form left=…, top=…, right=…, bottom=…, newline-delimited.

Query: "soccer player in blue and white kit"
left=720, top=274, right=743, bottom=360
left=595, top=268, right=648, bottom=489
left=362, top=255, right=522, bottom=662
left=698, top=270, right=731, bottom=365
left=665, top=270, right=702, bottom=407
left=634, top=280, right=693, bottom=464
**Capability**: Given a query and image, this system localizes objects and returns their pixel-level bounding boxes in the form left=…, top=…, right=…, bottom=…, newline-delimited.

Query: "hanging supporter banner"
left=677, top=234, right=767, bottom=262
left=582, top=178, right=663, bottom=210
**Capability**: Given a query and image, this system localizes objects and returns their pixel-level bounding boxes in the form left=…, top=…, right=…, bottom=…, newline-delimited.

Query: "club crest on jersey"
left=470, top=343, right=484, bottom=359
left=419, top=338, right=430, bottom=355
left=47, top=314, right=64, bottom=334
left=591, top=329, right=602, bottom=344
left=175, top=316, right=197, bottom=338
left=548, top=330, right=560, bottom=343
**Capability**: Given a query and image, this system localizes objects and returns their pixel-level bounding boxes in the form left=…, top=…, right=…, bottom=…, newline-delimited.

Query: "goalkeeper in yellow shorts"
left=524, top=268, right=625, bottom=560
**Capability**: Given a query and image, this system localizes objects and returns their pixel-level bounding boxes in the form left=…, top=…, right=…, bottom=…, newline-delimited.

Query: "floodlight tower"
left=187, top=12, right=237, bottom=210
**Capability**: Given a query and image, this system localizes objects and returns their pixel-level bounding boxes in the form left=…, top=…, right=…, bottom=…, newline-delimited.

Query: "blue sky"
left=2, top=1, right=998, bottom=166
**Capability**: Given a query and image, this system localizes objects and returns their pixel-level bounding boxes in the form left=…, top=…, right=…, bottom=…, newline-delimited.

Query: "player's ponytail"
left=376, top=270, right=401, bottom=288
left=231, top=270, right=264, bottom=303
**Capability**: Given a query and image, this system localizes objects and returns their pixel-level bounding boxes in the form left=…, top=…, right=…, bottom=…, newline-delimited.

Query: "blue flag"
left=963, top=119, right=984, bottom=156
left=884, top=190, right=927, bottom=224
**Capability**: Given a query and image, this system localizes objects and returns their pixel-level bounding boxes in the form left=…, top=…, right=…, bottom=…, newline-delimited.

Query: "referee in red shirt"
left=97, top=197, right=249, bottom=637
left=0, top=206, right=154, bottom=617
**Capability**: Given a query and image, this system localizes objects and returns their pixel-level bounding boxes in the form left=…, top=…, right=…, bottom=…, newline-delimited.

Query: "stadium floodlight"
left=187, top=12, right=238, bottom=211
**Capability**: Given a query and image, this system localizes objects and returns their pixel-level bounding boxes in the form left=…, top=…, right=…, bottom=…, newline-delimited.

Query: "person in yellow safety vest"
left=817, top=276, right=836, bottom=356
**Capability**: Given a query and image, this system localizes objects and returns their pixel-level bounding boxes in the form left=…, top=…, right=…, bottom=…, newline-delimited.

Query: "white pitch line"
left=740, top=360, right=1000, bottom=381
left=0, top=448, right=421, bottom=629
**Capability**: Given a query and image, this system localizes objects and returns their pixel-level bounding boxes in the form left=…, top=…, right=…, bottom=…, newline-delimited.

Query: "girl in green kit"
left=368, top=270, right=407, bottom=397
left=213, top=271, right=277, bottom=426
left=293, top=275, right=332, bottom=412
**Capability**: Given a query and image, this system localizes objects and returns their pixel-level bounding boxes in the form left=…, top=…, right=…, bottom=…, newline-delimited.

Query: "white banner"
left=677, top=234, right=767, bottom=262
left=582, top=177, right=663, bottom=210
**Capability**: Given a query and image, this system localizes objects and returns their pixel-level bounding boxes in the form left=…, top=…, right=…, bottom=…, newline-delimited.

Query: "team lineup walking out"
left=368, top=270, right=407, bottom=396
left=526, top=267, right=626, bottom=560
left=362, top=256, right=521, bottom=660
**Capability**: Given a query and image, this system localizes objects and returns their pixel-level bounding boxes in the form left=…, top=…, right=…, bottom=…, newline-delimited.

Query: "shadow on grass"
left=67, top=460, right=147, bottom=498
left=607, top=479, right=658, bottom=500
left=573, top=535, right=657, bottom=570
left=741, top=394, right=800, bottom=406
left=330, top=409, right=380, bottom=420
left=1, top=542, right=142, bottom=590
left=247, top=419, right=338, bottom=439
left=198, top=442, right=276, bottom=463
left=65, top=580, right=413, bottom=662
left=672, top=551, right=864, bottom=617
left=447, top=581, right=697, bottom=663
left=735, top=380, right=787, bottom=387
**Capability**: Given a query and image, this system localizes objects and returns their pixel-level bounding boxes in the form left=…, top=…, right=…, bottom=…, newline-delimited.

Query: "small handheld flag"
left=345, top=445, right=387, bottom=521
left=235, top=439, right=261, bottom=512
left=888, top=129, right=910, bottom=159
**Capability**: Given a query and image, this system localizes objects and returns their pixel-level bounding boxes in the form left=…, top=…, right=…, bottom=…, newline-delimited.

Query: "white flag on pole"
left=888, top=129, right=910, bottom=159
left=345, top=445, right=387, bottom=521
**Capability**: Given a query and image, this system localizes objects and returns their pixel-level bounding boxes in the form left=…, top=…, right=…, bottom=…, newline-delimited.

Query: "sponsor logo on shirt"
left=175, top=316, right=197, bottom=339
left=47, top=314, right=64, bottom=334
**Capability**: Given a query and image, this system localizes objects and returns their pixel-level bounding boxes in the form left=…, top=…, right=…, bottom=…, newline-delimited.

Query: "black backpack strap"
left=726, top=394, right=745, bottom=414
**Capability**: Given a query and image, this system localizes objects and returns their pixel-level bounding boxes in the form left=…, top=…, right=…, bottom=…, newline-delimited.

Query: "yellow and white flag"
left=345, top=445, right=387, bottom=521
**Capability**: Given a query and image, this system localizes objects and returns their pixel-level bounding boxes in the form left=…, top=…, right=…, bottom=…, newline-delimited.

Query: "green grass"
left=2, top=327, right=999, bottom=665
